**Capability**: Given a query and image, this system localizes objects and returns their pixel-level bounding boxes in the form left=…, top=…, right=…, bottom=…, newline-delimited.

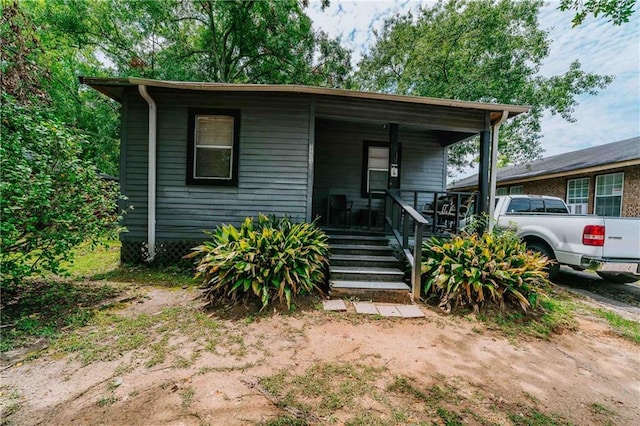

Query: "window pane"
left=545, top=199, right=569, bottom=213
left=507, top=198, right=530, bottom=213
left=368, top=146, right=389, bottom=170
left=509, top=186, right=524, bottom=195
left=368, top=170, right=387, bottom=193
left=196, top=116, right=234, bottom=147
left=595, top=173, right=623, bottom=216
left=496, top=187, right=508, bottom=196
left=195, top=148, right=232, bottom=179
left=595, top=196, right=622, bottom=216
left=530, top=199, right=544, bottom=212
left=567, top=177, right=589, bottom=204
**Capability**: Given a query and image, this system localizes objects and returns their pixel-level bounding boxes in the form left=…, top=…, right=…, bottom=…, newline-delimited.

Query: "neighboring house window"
left=187, top=109, right=240, bottom=185
left=509, top=185, right=524, bottom=195
left=567, top=177, right=589, bottom=214
left=362, top=142, right=389, bottom=197
left=496, top=187, right=508, bottom=196
left=595, top=172, right=624, bottom=216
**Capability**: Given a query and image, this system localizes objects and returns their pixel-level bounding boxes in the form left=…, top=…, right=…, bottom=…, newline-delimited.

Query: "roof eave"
left=79, top=76, right=530, bottom=118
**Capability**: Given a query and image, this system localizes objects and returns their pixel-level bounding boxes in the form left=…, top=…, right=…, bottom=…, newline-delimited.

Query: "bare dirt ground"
left=2, top=286, right=639, bottom=426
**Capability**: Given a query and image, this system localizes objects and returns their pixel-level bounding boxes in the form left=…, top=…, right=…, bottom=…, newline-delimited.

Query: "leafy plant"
left=187, top=215, right=329, bottom=310
left=421, top=230, right=550, bottom=312
left=0, top=95, right=123, bottom=287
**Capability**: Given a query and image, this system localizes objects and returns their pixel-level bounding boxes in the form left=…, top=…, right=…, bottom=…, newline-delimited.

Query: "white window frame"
left=509, top=185, right=524, bottom=195
left=496, top=187, right=508, bottom=196
left=193, top=115, right=234, bottom=180
left=566, top=177, right=589, bottom=214
left=365, top=145, right=389, bottom=195
left=594, top=172, right=624, bottom=217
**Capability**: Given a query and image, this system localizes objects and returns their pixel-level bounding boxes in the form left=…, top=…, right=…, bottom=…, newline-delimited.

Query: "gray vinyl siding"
left=312, top=120, right=445, bottom=223
left=121, top=89, right=311, bottom=241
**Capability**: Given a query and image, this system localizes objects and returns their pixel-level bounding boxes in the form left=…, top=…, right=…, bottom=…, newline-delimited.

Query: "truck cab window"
left=507, top=198, right=530, bottom=213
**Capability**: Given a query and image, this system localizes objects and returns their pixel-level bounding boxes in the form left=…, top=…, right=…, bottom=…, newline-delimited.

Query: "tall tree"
left=40, top=0, right=351, bottom=86
left=1, top=2, right=121, bottom=286
left=355, top=0, right=613, bottom=172
left=559, top=0, right=637, bottom=26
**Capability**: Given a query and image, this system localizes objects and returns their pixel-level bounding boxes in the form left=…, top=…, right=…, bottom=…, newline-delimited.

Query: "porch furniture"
left=328, top=194, right=353, bottom=226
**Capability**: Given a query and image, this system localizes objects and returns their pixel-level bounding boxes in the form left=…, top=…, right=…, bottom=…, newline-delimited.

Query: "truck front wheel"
left=527, top=242, right=560, bottom=280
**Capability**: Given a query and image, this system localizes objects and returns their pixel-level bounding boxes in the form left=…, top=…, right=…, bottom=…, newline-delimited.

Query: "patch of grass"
left=508, top=408, right=572, bottom=425
left=478, top=295, right=577, bottom=339
left=91, top=265, right=198, bottom=288
left=437, top=407, right=464, bottom=425
left=591, top=308, right=640, bottom=343
left=261, top=363, right=385, bottom=418
left=180, top=387, right=195, bottom=408
left=1, top=279, right=121, bottom=351
left=62, top=240, right=121, bottom=279
left=97, top=395, right=118, bottom=407
left=0, top=385, right=22, bottom=419
left=52, top=305, right=223, bottom=366
left=590, top=402, right=616, bottom=416
left=60, top=238, right=198, bottom=287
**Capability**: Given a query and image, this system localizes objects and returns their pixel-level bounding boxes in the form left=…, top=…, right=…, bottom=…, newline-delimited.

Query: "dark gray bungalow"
left=81, top=77, right=528, bottom=263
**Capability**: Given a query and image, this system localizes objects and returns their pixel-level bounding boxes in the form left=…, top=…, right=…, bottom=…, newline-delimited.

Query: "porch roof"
left=80, top=76, right=529, bottom=126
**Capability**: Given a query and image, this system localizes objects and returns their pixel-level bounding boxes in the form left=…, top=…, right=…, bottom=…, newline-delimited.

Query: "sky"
left=307, top=0, right=640, bottom=179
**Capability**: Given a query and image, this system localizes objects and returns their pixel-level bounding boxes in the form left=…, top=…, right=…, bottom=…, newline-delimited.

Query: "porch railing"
left=398, top=189, right=478, bottom=235
left=384, top=189, right=428, bottom=302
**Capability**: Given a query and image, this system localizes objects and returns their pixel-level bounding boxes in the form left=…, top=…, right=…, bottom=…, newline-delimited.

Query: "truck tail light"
left=583, top=225, right=605, bottom=246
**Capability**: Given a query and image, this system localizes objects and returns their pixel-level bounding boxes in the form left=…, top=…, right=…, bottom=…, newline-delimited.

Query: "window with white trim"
left=496, top=187, right=508, bottom=196
left=567, top=177, right=589, bottom=214
left=363, top=144, right=389, bottom=196
left=595, top=172, right=623, bottom=216
left=509, top=185, right=524, bottom=195
left=187, top=109, right=240, bottom=185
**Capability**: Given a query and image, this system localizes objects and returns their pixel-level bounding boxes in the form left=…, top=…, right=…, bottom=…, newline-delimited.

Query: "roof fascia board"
left=121, top=77, right=529, bottom=117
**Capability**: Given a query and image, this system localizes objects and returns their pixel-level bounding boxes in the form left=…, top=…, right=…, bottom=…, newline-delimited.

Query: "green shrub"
left=421, top=230, right=550, bottom=312
left=187, top=215, right=329, bottom=310
left=1, top=95, right=122, bottom=287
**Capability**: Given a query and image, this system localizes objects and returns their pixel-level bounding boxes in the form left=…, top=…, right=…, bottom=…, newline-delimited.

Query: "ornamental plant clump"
left=421, top=230, right=551, bottom=313
left=187, top=215, right=329, bottom=310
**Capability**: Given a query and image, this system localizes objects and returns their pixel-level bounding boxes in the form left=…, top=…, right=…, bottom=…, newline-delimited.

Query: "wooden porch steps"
left=326, top=231, right=411, bottom=303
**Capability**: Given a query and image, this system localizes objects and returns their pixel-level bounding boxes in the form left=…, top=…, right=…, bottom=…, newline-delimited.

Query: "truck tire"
left=596, top=271, right=639, bottom=284
left=527, top=242, right=560, bottom=280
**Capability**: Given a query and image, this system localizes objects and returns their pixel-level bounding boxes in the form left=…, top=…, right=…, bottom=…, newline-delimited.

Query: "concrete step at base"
left=330, top=280, right=411, bottom=303
left=330, top=266, right=405, bottom=282
left=330, top=244, right=394, bottom=256
left=330, top=254, right=400, bottom=268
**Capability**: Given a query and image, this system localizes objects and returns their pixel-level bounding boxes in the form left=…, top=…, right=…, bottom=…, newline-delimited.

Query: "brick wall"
left=496, top=164, right=640, bottom=217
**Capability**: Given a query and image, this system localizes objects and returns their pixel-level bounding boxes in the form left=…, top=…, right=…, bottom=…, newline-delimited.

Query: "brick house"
left=449, top=137, right=640, bottom=217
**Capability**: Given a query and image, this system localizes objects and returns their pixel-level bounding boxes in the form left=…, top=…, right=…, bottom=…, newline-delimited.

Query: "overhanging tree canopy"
left=355, top=0, right=613, bottom=172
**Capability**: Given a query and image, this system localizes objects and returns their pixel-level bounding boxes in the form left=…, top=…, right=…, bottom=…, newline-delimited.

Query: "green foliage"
left=355, top=0, right=612, bottom=172
left=0, top=96, right=123, bottom=285
left=188, top=215, right=329, bottom=310
left=38, top=0, right=351, bottom=87
left=559, top=0, right=637, bottom=26
left=421, top=230, right=551, bottom=312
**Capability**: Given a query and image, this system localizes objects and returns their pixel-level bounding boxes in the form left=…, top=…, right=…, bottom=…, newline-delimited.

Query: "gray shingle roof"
left=449, top=136, right=640, bottom=189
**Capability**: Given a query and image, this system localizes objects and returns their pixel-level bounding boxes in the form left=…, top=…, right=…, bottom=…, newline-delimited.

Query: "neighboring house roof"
left=449, top=137, right=640, bottom=190
left=79, top=77, right=529, bottom=125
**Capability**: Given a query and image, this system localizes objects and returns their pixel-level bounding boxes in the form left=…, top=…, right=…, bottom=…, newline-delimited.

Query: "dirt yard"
left=2, top=286, right=639, bottom=426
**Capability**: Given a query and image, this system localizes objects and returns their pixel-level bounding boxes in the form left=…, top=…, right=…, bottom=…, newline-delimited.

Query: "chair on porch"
left=329, top=194, right=353, bottom=226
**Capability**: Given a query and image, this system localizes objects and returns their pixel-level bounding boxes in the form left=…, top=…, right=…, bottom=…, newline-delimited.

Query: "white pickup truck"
left=493, top=195, right=640, bottom=282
